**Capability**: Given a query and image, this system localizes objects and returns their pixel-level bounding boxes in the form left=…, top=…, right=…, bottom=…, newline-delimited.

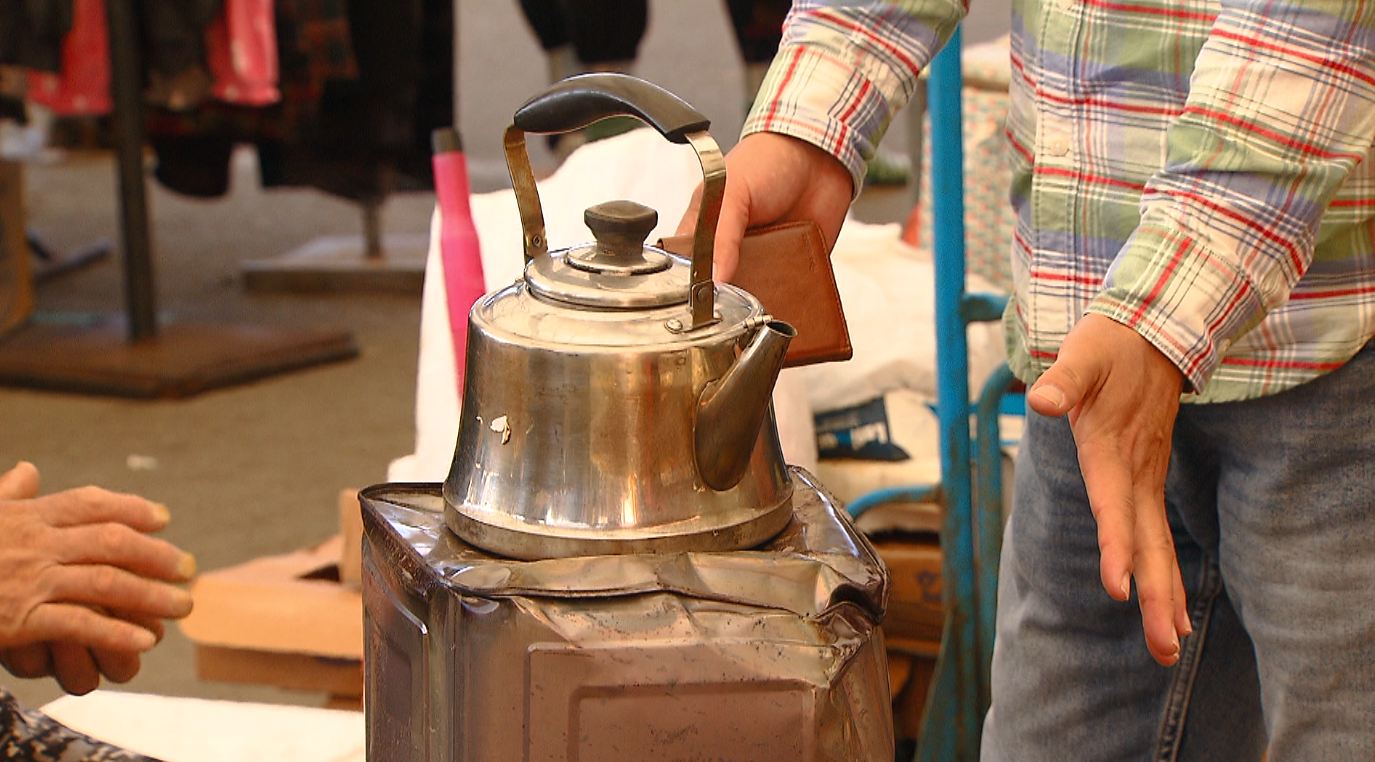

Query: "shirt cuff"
left=1086, top=221, right=1268, bottom=394
left=742, top=43, right=887, bottom=198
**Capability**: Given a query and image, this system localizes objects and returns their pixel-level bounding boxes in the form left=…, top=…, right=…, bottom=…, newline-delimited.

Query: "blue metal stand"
left=845, top=29, right=1023, bottom=760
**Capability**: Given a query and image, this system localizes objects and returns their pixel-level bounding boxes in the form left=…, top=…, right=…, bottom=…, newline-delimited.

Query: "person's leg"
left=518, top=0, right=570, bottom=53
left=982, top=411, right=1266, bottom=761
left=1201, top=343, right=1375, bottom=760
left=565, top=0, right=648, bottom=68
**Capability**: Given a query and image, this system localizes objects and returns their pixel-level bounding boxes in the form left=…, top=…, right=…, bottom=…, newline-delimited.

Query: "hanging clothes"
left=205, top=0, right=279, bottom=106
left=262, top=0, right=453, bottom=201
left=26, top=0, right=110, bottom=116
left=0, top=0, right=73, bottom=75
left=148, top=0, right=359, bottom=198
left=148, top=0, right=452, bottom=204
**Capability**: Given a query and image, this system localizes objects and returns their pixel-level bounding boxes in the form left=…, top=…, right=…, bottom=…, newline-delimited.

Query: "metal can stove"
left=361, top=468, right=893, bottom=761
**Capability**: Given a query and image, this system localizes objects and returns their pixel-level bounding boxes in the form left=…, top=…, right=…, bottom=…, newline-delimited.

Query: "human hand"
left=676, top=132, right=852, bottom=282
left=1027, top=314, right=1193, bottom=666
left=0, top=462, right=195, bottom=694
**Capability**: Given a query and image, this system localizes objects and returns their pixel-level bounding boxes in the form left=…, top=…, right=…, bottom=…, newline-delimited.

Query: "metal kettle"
left=442, top=73, right=796, bottom=560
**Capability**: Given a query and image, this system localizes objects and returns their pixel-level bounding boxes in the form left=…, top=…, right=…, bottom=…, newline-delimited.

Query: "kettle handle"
left=503, top=73, right=724, bottom=330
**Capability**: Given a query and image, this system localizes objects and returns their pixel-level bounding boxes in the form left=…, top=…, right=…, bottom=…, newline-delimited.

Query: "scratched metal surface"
left=360, top=468, right=894, bottom=761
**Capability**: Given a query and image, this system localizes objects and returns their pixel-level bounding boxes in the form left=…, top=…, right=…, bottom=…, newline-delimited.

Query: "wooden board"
left=241, top=234, right=428, bottom=294
left=0, top=160, right=34, bottom=336
left=0, top=316, right=357, bottom=398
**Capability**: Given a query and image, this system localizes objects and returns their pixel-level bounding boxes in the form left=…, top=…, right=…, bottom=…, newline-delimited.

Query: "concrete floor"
left=2, top=1, right=1009, bottom=711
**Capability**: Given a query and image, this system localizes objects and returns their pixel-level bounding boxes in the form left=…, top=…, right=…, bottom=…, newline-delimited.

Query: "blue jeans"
left=982, top=343, right=1375, bottom=761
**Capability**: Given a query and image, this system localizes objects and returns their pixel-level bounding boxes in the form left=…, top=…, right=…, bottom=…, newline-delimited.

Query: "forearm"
left=1090, top=0, right=1375, bottom=391
left=743, top=0, right=967, bottom=195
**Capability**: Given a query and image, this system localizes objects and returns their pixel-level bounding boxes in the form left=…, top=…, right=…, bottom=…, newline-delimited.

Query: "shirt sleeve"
left=1087, top=0, right=1375, bottom=392
left=742, top=0, right=967, bottom=196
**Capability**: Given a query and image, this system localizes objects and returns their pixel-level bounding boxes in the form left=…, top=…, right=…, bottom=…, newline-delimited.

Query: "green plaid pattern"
left=748, top=0, right=1375, bottom=402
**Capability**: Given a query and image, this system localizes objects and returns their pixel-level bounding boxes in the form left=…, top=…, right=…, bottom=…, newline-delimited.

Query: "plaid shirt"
left=747, top=0, right=1375, bottom=402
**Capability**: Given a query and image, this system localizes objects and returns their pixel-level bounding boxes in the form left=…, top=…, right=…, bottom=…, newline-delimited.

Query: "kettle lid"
left=525, top=199, right=688, bottom=310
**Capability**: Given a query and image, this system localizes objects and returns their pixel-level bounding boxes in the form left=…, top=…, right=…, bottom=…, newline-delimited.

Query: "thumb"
left=0, top=461, right=40, bottom=501
left=1028, top=357, right=1096, bottom=418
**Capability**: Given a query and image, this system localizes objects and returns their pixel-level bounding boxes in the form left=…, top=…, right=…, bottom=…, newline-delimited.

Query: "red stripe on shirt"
left=1080, top=0, right=1217, bottom=23
left=1007, top=129, right=1035, bottom=163
left=1163, top=189, right=1306, bottom=273
left=1185, top=105, right=1366, bottom=162
left=1036, top=166, right=1147, bottom=191
left=812, top=8, right=923, bottom=74
left=1129, top=234, right=1192, bottom=324
left=1288, top=284, right=1375, bottom=300
left=836, top=78, right=871, bottom=125
left=1031, top=268, right=1105, bottom=286
left=1188, top=281, right=1257, bottom=377
left=1211, top=28, right=1375, bottom=89
left=1219, top=356, right=1345, bottom=370
left=763, top=47, right=805, bottom=131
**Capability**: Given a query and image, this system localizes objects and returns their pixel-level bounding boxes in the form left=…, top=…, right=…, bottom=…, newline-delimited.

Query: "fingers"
left=1172, top=557, right=1193, bottom=639
left=57, top=523, right=196, bottom=582
left=1131, top=485, right=1184, bottom=666
left=92, top=647, right=141, bottom=684
left=0, top=461, right=40, bottom=500
left=1, top=643, right=52, bottom=679
left=1076, top=442, right=1137, bottom=603
left=51, top=641, right=100, bottom=695
left=46, top=566, right=193, bottom=621
left=36, top=487, right=171, bottom=532
left=24, top=604, right=159, bottom=653
left=110, top=611, right=165, bottom=645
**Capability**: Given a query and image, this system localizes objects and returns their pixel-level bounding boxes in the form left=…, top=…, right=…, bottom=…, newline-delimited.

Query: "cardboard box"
left=337, top=488, right=363, bottom=589
left=874, top=534, right=945, bottom=644
left=179, top=535, right=364, bottom=703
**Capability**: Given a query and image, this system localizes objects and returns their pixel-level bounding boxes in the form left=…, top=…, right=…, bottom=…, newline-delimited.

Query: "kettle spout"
left=695, top=319, right=796, bottom=491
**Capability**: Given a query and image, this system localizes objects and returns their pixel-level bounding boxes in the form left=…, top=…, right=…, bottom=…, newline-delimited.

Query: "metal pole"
left=362, top=200, right=383, bottom=260
left=106, top=0, right=158, bottom=341
left=918, top=28, right=982, bottom=762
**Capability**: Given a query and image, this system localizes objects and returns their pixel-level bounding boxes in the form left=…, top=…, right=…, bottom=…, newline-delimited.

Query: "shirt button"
left=1045, top=135, right=1070, bottom=157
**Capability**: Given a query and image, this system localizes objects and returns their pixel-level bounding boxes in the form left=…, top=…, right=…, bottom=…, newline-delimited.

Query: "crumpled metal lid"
left=360, top=468, right=889, bottom=622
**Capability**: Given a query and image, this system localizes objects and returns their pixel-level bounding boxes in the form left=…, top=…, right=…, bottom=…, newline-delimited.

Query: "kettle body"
left=443, top=74, right=795, bottom=559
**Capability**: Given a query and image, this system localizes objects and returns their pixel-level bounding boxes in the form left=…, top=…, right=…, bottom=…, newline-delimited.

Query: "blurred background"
left=0, top=0, right=1010, bottom=711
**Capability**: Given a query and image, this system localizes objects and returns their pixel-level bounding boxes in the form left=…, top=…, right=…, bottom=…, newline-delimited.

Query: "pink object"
left=27, top=0, right=111, bottom=116
left=206, top=0, right=280, bottom=106
left=432, top=129, right=486, bottom=398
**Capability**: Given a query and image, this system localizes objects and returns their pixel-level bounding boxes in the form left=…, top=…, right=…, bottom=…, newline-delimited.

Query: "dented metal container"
left=361, top=469, right=894, bottom=761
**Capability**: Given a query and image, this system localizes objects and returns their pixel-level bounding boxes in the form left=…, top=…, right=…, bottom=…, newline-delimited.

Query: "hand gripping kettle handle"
left=502, top=73, right=725, bottom=330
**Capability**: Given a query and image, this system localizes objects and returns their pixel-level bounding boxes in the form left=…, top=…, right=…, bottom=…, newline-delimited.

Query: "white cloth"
left=42, top=692, right=364, bottom=762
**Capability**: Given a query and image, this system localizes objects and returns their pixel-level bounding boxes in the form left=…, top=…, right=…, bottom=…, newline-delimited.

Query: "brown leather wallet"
left=658, top=221, right=852, bottom=367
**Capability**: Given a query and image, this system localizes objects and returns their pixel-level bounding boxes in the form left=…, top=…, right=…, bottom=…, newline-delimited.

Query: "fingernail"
left=133, top=629, right=157, bottom=651
left=152, top=503, right=172, bottom=524
left=1119, top=573, right=1131, bottom=599
left=1032, top=384, right=1065, bottom=409
left=177, top=553, right=197, bottom=580
left=1169, top=634, right=1180, bottom=657
left=172, top=589, right=195, bottom=617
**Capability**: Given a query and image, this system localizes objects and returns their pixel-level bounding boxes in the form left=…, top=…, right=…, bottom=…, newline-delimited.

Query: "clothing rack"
left=107, top=0, right=156, bottom=339
left=0, top=0, right=358, bottom=398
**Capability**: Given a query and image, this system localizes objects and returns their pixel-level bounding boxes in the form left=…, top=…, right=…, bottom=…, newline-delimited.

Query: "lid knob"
left=568, top=200, right=671, bottom=275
